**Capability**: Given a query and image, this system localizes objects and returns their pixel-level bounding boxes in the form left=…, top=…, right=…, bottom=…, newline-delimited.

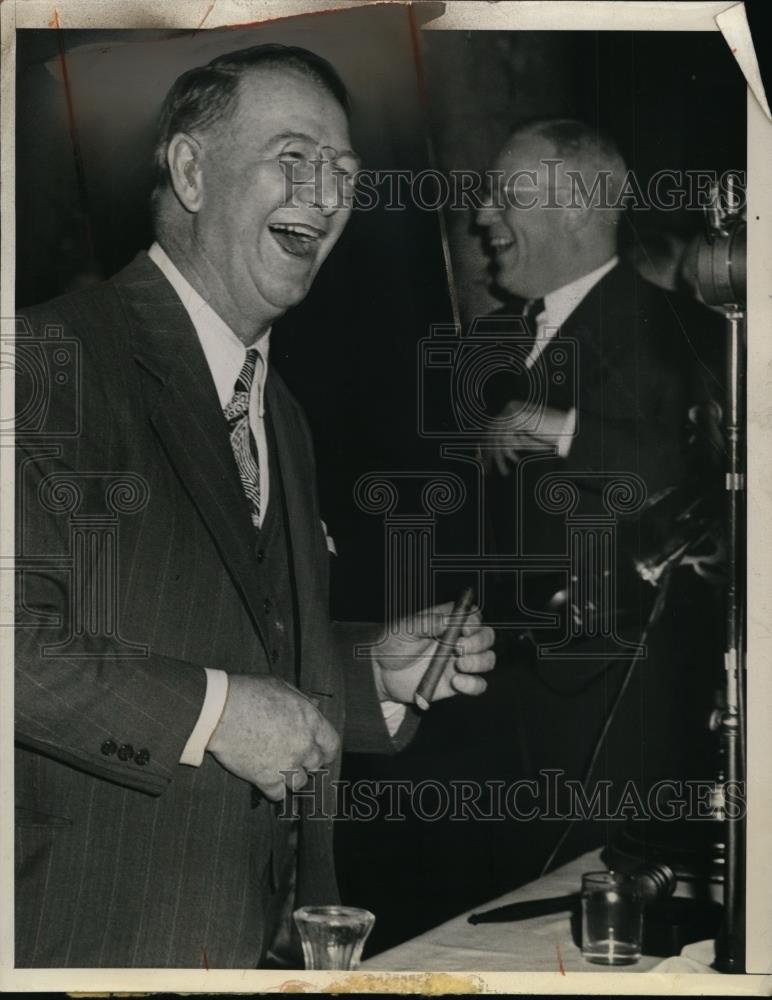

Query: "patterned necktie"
left=223, top=347, right=261, bottom=528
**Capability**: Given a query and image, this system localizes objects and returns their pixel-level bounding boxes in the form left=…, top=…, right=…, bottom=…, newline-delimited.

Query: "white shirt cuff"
left=557, top=407, right=577, bottom=458
left=179, top=668, right=229, bottom=766
left=380, top=699, right=407, bottom=737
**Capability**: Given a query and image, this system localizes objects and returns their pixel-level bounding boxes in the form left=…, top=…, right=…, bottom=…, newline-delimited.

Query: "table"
left=363, top=849, right=675, bottom=972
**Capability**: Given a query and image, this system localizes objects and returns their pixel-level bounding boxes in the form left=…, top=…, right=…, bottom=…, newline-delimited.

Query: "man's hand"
left=373, top=603, right=495, bottom=706
left=206, top=674, right=339, bottom=801
left=481, top=400, right=572, bottom=475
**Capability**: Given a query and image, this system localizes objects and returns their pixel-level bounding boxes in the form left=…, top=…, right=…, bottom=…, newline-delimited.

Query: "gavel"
left=468, top=862, right=677, bottom=924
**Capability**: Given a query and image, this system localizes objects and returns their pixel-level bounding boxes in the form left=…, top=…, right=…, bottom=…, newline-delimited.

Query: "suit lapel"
left=115, top=252, right=270, bottom=654
left=559, top=262, right=633, bottom=364
left=560, top=263, right=646, bottom=417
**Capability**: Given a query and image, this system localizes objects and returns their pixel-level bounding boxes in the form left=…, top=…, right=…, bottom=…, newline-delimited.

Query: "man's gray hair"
left=151, top=43, right=350, bottom=217
left=512, top=117, right=627, bottom=206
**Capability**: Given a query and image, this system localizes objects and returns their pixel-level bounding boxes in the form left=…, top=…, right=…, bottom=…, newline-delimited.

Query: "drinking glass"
left=581, top=870, right=643, bottom=965
left=293, top=905, right=375, bottom=970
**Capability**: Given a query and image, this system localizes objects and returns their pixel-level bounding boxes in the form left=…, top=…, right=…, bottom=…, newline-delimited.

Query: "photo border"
left=1, top=0, right=769, bottom=993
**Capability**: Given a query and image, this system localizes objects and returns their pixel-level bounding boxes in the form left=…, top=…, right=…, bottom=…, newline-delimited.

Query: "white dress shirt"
left=523, top=255, right=618, bottom=458
left=148, top=241, right=272, bottom=523
left=147, top=243, right=404, bottom=764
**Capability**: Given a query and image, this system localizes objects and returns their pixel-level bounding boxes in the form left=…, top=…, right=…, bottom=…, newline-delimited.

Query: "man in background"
left=475, top=118, right=725, bottom=868
left=14, top=44, right=495, bottom=968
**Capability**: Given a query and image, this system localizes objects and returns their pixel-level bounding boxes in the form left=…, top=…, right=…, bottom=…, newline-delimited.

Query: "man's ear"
left=167, top=133, right=204, bottom=213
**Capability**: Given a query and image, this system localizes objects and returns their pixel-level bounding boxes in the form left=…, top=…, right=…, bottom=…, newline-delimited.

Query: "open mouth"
left=488, top=232, right=516, bottom=256
left=268, top=222, right=325, bottom=259
left=487, top=231, right=519, bottom=273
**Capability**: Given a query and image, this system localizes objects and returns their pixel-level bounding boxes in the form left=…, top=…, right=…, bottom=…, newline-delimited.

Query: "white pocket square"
left=321, top=519, right=337, bottom=556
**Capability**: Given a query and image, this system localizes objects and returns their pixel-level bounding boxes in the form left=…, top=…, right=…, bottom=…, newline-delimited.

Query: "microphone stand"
left=694, top=180, right=746, bottom=973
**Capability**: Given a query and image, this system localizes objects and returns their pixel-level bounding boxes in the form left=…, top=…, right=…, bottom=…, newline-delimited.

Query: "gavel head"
left=632, top=861, right=677, bottom=903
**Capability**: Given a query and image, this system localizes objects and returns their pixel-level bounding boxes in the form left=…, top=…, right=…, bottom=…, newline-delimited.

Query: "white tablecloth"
left=363, top=849, right=715, bottom=973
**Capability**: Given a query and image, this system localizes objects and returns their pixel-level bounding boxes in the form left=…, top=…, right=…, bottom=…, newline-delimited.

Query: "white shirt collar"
left=539, top=255, right=619, bottom=329
left=148, top=241, right=270, bottom=417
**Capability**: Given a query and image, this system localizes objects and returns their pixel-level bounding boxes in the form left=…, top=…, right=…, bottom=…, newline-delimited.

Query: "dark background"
left=16, top=15, right=746, bottom=958
left=338, top=27, right=746, bottom=956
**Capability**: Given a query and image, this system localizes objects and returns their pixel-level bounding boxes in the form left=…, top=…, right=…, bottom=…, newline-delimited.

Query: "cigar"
left=414, top=587, right=476, bottom=711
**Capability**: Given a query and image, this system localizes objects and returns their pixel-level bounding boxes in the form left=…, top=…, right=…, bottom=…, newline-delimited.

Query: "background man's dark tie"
left=522, top=296, right=545, bottom=345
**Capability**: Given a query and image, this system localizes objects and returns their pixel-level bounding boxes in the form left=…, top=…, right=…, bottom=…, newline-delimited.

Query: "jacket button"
left=117, top=743, right=134, bottom=761
left=263, top=597, right=273, bottom=613
left=134, top=748, right=150, bottom=766
left=256, top=549, right=265, bottom=564
left=100, top=739, right=117, bottom=756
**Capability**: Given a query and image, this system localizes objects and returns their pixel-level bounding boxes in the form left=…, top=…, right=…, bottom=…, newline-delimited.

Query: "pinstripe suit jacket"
left=15, top=251, right=413, bottom=967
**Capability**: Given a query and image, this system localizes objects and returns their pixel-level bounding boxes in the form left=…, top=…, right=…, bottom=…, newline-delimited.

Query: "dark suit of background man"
left=475, top=119, right=724, bottom=867
left=15, top=44, right=495, bottom=968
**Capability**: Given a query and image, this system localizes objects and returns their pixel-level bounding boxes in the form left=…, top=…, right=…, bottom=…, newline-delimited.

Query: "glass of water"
left=293, top=905, right=375, bottom=970
left=581, top=871, right=643, bottom=966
